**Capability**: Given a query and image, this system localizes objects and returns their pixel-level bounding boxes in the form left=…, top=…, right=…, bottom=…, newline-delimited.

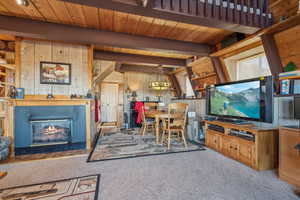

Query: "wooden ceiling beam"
left=60, top=0, right=260, bottom=34
left=117, top=64, right=173, bottom=74
left=261, top=34, right=283, bottom=75
left=94, top=50, right=187, bottom=66
left=0, top=15, right=211, bottom=56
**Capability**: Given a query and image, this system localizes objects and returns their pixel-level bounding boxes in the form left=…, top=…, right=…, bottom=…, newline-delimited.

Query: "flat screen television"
left=206, top=76, right=273, bottom=123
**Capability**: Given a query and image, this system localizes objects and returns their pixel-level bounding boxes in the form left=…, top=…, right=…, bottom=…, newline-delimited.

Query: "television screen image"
left=210, top=80, right=261, bottom=119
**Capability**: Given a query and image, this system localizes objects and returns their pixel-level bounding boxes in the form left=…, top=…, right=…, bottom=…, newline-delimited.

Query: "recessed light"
left=16, top=0, right=29, bottom=7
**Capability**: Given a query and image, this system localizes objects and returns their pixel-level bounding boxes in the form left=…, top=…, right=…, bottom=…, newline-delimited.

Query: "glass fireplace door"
left=30, top=119, right=71, bottom=146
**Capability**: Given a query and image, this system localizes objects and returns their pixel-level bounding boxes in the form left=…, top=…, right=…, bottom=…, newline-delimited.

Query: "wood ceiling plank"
left=99, top=8, right=114, bottom=31
left=64, top=2, right=87, bottom=26
left=0, top=3, right=9, bottom=15
left=135, top=16, right=154, bottom=36
left=126, top=13, right=142, bottom=35
left=18, top=0, right=44, bottom=21
left=47, top=0, right=74, bottom=24
left=0, top=0, right=28, bottom=18
left=114, top=11, right=128, bottom=33
left=148, top=18, right=166, bottom=37
left=30, top=0, right=59, bottom=22
left=156, top=20, right=178, bottom=38
left=82, top=5, right=99, bottom=29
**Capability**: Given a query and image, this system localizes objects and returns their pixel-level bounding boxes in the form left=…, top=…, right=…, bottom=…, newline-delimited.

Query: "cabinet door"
left=221, top=136, right=230, bottom=155
left=279, top=129, right=300, bottom=184
left=206, top=131, right=216, bottom=149
left=239, top=140, right=255, bottom=167
left=228, top=139, right=239, bottom=160
left=206, top=131, right=220, bottom=151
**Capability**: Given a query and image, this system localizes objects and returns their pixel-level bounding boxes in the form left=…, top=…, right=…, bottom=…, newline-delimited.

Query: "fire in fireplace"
left=30, top=119, right=71, bottom=146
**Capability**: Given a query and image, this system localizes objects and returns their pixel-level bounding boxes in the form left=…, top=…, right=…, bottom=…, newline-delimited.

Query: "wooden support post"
left=261, top=34, right=283, bottom=76
left=15, top=37, right=22, bottom=88
left=167, top=74, right=181, bottom=97
left=210, top=57, right=227, bottom=83
left=88, top=45, right=94, bottom=90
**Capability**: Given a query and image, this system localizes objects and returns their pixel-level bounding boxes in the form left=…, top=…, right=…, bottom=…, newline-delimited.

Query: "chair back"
left=167, top=103, right=188, bottom=129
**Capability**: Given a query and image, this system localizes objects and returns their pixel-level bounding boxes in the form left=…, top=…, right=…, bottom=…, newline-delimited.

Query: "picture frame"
left=40, top=61, right=71, bottom=85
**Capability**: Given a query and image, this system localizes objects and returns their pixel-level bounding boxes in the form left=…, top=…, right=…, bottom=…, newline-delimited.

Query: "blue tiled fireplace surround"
left=14, top=105, right=87, bottom=155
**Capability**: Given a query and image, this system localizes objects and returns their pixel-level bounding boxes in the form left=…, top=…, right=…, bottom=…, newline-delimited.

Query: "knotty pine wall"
left=20, top=40, right=90, bottom=95
left=269, top=0, right=299, bottom=23
left=275, top=24, right=300, bottom=68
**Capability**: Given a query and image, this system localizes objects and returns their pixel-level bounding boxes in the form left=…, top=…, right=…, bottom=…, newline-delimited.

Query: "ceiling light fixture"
left=16, top=0, right=29, bottom=7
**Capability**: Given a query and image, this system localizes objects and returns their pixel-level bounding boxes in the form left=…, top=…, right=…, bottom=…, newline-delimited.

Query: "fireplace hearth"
left=31, top=119, right=71, bottom=146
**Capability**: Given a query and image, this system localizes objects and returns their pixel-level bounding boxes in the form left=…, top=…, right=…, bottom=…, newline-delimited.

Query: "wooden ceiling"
left=0, top=0, right=232, bottom=46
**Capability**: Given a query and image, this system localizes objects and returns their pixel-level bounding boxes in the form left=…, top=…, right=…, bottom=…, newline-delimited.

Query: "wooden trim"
left=94, top=63, right=115, bottom=84
left=118, top=64, right=172, bottom=74
left=0, top=15, right=212, bottom=56
left=11, top=99, right=93, bottom=106
left=23, top=94, right=70, bottom=100
left=88, top=45, right=94, bottom=90
left=169, top=67, right=186, bottom=74
left=210, top=57, right=228, bottom=83
left=185, top=66, right=197, bottom=91
left=14, top=37, right=22, bottom=88
left=167, top=74, right=181, bottom=97
left=94, top=50, right=187, bottom=66
left=86, top=100, right=91, bottom=149
left=261, top=34, right=283, bottom=75
left=221, top=41, right=263, bottom=59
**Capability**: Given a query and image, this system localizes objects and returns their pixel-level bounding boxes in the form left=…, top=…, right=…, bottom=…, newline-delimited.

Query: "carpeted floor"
left=0, top=149, right=298, bottom=200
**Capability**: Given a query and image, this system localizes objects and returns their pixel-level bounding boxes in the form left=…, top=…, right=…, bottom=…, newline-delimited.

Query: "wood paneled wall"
left=270, top=0, right=299, bottom=23
left=20, top=40, right=90, bottom=95
left=125, top=72, right=173, bottom=103
left=275, top=24, right=300, bottom=68
left=191, top=57, right=218, bottom=87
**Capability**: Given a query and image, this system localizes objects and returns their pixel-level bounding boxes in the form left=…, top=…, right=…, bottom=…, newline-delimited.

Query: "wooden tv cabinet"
left=204, top=120, right=279, bottom=171
left=279, top=127, right=300, bottom=187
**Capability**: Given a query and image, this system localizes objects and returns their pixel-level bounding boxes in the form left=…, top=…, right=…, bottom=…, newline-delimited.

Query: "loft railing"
left=153, top=0, right=273, bottom=28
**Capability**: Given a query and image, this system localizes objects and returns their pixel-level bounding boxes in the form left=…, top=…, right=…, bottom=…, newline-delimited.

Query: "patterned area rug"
left=0, top=174, right=100, bottom=200
left=87, top=129, right=205, bottom=162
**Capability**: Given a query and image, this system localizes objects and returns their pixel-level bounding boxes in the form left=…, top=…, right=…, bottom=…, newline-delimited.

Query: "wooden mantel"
left=6, top=98, right=94, bottom=158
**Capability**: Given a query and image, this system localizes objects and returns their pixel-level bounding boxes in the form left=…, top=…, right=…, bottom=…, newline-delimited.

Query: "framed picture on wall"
left=40, top=61, right=71, bottom=85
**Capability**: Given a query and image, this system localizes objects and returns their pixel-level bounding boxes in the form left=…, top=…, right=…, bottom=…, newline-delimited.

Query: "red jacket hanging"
left=135, top=101, right=145, bottom=124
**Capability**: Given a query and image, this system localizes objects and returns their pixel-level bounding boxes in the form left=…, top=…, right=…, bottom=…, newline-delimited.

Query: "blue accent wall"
left=14, top=106, right=86, bottom=149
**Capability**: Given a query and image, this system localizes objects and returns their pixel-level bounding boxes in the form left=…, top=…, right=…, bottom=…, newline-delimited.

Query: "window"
left=236, top=54, right=271, bottom=80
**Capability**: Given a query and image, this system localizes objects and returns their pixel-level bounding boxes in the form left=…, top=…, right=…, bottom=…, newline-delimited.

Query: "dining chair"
left=161, top=102, right=188, bottom=149
left=140, top=106, right=155, bottom=136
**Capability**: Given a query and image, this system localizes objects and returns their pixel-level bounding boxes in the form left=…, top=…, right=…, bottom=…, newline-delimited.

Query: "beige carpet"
left=0, top=149, right=298, bottom=200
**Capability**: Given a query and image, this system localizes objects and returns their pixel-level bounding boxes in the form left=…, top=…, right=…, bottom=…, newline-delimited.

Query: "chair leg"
left=168, top=130, right=171, bottom=149
left=140, top=124, right=145, bottom=135
left=181, top=130, right=188, bottom=148
left=161, top=130, right=165, bottom=144
left=143, top=124, right=147, bottom=136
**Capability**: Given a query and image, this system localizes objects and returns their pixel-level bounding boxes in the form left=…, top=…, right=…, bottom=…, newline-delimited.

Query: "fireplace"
left=30, top=119, right=71, bottom=146
left=14, top=105, right=89, bottom=155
